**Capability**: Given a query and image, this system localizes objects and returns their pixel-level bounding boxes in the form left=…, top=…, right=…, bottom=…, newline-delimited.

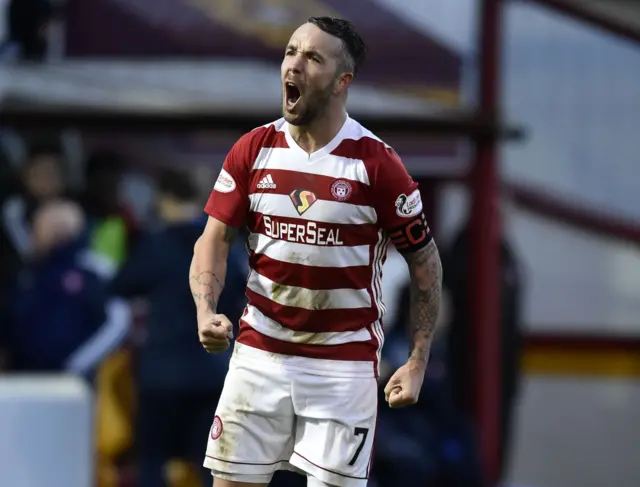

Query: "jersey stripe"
left=248, top=232, right=370, bottom=268
left=244, top=289, right=379, bottom=333
left=248, top=253, right=371, bottom=292
left=371, top=230, right=388, bottom=321
left=242, top=304, right=372, bottom=346
left=246, top=270, right=371, bottom=311
left=252, top=147, right=371, bottom=185
left=238, top=326, right=378, bottom=366
left=249, top=193, right=377, bottom=224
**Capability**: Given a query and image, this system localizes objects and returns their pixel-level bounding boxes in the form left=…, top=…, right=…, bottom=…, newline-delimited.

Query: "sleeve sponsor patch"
left=213, top=168, right=237, bottom=193
left=394, top=189, right=423, bottom=218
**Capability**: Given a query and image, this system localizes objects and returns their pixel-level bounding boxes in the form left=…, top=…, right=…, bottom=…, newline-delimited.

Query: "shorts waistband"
left=231, top=342, right=376, bottom=379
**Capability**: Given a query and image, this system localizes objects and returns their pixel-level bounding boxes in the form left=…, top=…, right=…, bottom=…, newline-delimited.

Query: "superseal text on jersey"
left=263, top=216, right=344, bottom=246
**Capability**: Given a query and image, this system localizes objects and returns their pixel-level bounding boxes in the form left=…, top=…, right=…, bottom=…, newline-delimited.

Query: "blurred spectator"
left=6, top=199, right=130, bottom=377
left=79, top=150, right=139, bottom=270
left=443, top=209, right=524, bottom=480
left=109, top=168, right=248, bottom=487
left=1, top=143, right=66, bottom=264
left=372, top=284, right=485, bottom=487
left=0, top=144, right=68, bottom=356
left=1, top=0, right=53, bottom=61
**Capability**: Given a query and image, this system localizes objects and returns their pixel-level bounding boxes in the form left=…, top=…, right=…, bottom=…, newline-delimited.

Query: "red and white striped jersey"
left=205, top=117, right=429, bottom=378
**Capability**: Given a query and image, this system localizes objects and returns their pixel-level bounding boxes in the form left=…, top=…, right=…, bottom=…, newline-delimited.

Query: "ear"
left=334, top=72, right=354, bottom=96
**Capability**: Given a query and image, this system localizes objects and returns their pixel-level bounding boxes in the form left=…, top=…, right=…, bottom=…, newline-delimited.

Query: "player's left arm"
left=402, top=238, right=443, bottom=366
left=371, top=147, right=442, bottom=406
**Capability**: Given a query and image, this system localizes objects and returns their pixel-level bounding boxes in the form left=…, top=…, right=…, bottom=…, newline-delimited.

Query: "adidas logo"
left=257, top=174, right=277, bottom=190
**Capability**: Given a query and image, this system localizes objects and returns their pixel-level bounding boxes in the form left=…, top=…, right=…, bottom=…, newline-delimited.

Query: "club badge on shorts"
left=210, top=416, right=223, bottom=440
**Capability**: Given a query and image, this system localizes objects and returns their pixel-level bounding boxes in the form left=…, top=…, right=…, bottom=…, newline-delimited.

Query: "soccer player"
left=190, top=16, right=443, bottom=487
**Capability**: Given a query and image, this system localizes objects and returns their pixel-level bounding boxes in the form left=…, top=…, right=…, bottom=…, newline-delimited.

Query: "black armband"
left=388, top=213, right=432, bottom=254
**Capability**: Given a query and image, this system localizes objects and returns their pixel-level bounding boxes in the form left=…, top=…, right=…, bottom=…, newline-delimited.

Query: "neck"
left=289, top=108, right=347, bottom=154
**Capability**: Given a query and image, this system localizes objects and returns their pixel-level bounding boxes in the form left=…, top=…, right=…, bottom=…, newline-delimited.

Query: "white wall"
left=0, top=376, right=94, bottom=487
left=507, top=377, right=640, bottom=487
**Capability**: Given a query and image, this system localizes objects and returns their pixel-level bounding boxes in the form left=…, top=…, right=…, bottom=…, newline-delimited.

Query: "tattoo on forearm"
left=190, top=224, right=237, bottom=313
left=404, top=240, right=443, bottom=364
left=190, top=270, right=225, bottom=313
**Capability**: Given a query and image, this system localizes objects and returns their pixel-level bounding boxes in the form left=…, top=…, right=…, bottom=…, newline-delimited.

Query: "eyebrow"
left=285, top=44, right=327, bottom=61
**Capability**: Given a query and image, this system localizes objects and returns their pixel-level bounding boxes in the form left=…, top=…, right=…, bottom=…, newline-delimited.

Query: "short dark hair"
left=157, top=168, right=197, bottom=203
left=307, top=17, right=367, bottom=76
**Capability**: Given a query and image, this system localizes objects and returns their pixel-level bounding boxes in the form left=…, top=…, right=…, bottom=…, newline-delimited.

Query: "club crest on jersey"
left=210, top=416, right=223, bottom=440
left=330, top=179, right=352, bottom=201
left=395, top=189, right=423, bottom=218
left=290, top=189, right=317, bottom=215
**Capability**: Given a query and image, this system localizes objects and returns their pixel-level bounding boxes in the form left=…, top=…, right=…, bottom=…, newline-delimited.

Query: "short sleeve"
left=204, top=135, right=253, bottom=227
left=371, top=147, right=432, bottom=253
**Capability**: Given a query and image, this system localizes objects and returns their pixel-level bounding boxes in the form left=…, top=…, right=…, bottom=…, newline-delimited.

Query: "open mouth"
left=285, top=82, right=301, bottom=109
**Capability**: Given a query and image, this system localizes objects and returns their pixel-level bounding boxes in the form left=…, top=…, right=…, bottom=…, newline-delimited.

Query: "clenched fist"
left=198, top=313, right=234, bottom=353
left=384, top=360, right=426, bottom=408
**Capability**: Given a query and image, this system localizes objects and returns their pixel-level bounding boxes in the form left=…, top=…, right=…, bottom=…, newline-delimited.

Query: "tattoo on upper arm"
left=403, top=240, right=443, bottom=363
left=190, top=271, right=225, bottom=313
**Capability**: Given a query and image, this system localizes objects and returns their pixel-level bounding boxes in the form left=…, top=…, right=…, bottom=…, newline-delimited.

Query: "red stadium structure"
left=3, top=0, right=640, bottom=484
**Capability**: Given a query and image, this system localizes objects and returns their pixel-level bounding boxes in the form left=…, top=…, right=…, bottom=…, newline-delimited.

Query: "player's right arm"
left=190, top=218, right=237, bottom=352
left=191, top=134, right=252, bottom=353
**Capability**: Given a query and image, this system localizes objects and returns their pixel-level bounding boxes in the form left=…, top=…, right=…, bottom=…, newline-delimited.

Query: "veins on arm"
left=403, top=240, right=443, bottom=366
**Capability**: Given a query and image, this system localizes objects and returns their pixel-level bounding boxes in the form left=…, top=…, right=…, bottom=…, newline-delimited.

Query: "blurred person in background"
left=443, top=201, right=524, bottom=481
left=109, top=168, right=248, bottom=487
left=372, top=283, right=485, bottom=487
left=5, top=199, right=130, bottom=377
left=79, top=150, right=139, bottom=271
left=77, top=150, right=144, bottom=487
left=1, top=143, right=67, bottom=273
left=0, top=143, right=68, bottom=355
left=1, top=0, right=53, bottom=61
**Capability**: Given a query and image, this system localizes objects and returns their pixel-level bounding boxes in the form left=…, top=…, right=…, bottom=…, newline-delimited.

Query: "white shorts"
left=203, top=343, right=378, bottom=487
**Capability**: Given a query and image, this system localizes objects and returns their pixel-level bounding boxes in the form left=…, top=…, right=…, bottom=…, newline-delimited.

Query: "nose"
left=288, top=53, right=304, bottom=74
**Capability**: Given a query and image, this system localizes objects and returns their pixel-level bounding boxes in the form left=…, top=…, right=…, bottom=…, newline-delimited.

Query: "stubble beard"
left=282, top=82, right=334, bottom=127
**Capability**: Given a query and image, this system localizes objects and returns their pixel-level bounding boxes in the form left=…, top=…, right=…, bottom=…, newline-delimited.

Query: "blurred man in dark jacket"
left=110, top=168, right=248, bottom=487
left=79, top=150, right=139, bottom=267
left=7, top=199, right=130, bottom=376
left=1, top=144, right=68, bottom=369
left=1, top=144, right=67, bottom=290
left=443, top=213, right=524, bottom=481
left=372, top=283, right=486, bottom=487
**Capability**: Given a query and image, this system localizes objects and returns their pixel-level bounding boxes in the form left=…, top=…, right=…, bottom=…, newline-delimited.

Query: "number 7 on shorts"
left=348, top=427, right=369, bottom=466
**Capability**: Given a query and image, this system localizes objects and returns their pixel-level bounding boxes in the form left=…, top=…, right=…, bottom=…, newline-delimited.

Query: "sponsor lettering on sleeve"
left=213, top=168, right=236, bottom=193
left=394, top=189, right=423, bottom=218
